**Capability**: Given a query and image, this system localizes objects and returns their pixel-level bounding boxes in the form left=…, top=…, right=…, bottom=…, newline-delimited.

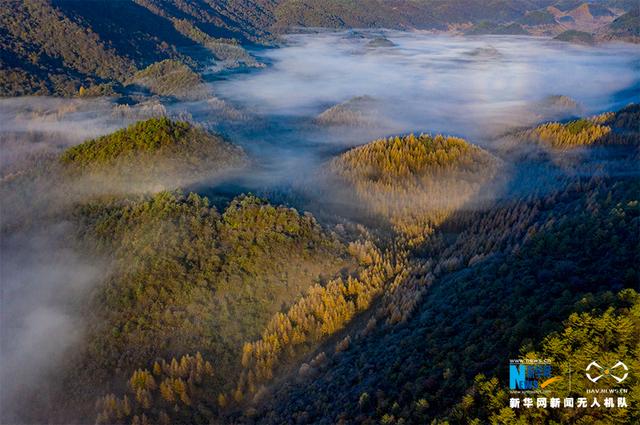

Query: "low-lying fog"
left=2, top=32, right=639, bottom=182
left=216, top=31, right=639, bottom=143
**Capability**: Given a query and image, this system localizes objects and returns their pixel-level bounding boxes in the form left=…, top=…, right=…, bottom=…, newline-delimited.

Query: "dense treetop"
left=59, top=117, right=246, bottom=190
left=61, top=118, right=194, bottom=166
left=64, top=190, right=352, bottom=422
left=332, top=133, right=496, bottom=184
left=127, top=60, right=204, bottom=98
left=525, top=106, right=640, bottom=149
left=328, top=133, right=499, bottom=242
left=554, top=29, right=595, bottom=44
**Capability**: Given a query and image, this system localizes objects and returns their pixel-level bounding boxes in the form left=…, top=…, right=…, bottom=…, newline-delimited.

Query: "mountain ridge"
left=2, top=0, right=636, bottom=97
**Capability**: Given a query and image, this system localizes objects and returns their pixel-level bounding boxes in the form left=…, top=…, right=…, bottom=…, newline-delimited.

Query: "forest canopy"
left=59, top=117, right=247, bottom=191
left=327, top=133, right=500, bottom=243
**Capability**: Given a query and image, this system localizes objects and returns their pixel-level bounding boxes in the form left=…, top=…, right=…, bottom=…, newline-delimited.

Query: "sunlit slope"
left=126, top=60, right=205, bottom=98
left=328, top=133, right=500, bottom=243
left=453, top=288, right=639, bottom=424
left=53, top=190, right=353, bottom=423
left=0, top=0, right=270, bottom=96
left=509, top=104, right=640, bottom=150
left=60, top=117, right=247, bottom=191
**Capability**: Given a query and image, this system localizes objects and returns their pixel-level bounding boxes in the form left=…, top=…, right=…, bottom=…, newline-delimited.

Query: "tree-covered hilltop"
left=314, top=95, right=380, bottom=127
left=533, top=117, right=611, bottom=147
left=0, top=116, right=248, bottom=237
left=520, top=104, right=640, bottom=149
left=60, top=118, right=196, bottom=166
left=60, top=117, right=247, bottom=190
left=126, top=60, right=205, bottom=98
left=58, top=191, right=353, bottom=422
left=334, top=134, right=494, bottom=182
left=554, top=29, right=595, bottom=44
left=328, top=133, right=500, bottom=243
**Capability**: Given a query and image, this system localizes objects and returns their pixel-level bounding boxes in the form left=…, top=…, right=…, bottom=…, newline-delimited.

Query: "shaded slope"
left=0, top=0, right=272, bottom=96
left=0, top=0, right=136, bottom=96
left=248, top=175, right=640, bottom=424
left=51, top=0, right=206, bottom=68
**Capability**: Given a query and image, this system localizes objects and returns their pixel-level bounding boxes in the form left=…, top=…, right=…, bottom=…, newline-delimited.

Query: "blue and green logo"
left=509, top=360, right=562, bottom=390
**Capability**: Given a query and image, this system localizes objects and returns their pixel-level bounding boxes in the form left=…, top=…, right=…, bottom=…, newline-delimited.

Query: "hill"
left=554, top=29, right=595, bottom=43
left=518, top=10, right=557, bottom=26
left=273, top=0, right=571, bottom=30
left=225, top=106, right=638, bottom=423
left=39, top=191, right=352, bottom=423
left=245, top=168, right=640, bottom=425
left=599, top=9, right=640, bottom=42
left=314, top=95, right=381, bottom=127
left=327, top=133, right=500, bottom=243
left=60, top=117, right=247, bottom=190
left=465, top=21, right=529, bottom=35
left=126, top=59, right=205, bottom=98
left=515, top=104, right=640, bottom=150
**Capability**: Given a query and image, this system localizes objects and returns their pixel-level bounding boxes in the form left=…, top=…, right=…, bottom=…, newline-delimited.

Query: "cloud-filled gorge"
left=1, top=31, right=639, bottom=424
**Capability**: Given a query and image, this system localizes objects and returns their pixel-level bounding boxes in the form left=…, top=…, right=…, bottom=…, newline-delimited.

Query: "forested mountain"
left=0, top=0, right=136, bottom=96
left=599, top=8, right=640, bottom=42
left=1, top=0, right=636, bottom=96
left=61, top=191, right=352, bottom=424
left=0, top=118, right=353, bottom=423
left=0, top=0, right=272, bottom=96
left=252, top=174, right=640, bottom=425
left=2, top=104, right=627, bottom=425
left=235, top=105, right=640, bottom=424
